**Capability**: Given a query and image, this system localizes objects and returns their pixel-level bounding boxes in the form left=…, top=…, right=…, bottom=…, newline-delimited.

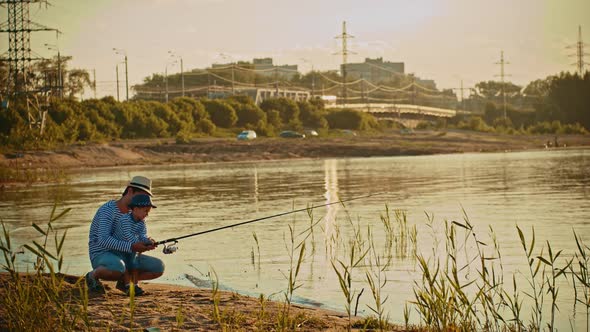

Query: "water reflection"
left=0, top=149, right=589, bottom=330
left=323, top=159, right=340, bottom=257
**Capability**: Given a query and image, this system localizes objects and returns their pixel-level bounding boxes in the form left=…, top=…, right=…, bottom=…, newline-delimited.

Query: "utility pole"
left=116, top=64, right=120, bottom=102
left=231, top=63, right=235, bottom=95
left=452, top=79, right=472, bottom=111
left=335, top=21, right=354, bottom=106
left=567, top=25, right=588, bottom=75
left=411, top=75, right=416, bottom=105
left=169, top=51, right=185, bottom=96
left=92, top=69, right=97, bottom=99
left=113, top=48, right=128, bottom=101
left=495, top=50, right=511, bottom=120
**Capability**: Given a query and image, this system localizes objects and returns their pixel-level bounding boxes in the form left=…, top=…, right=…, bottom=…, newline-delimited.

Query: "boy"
left=112, top=194, right=163, bottom=296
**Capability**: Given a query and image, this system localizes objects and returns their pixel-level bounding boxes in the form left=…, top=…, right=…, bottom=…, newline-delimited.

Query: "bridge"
left=325, top=103, right=457, bottom=128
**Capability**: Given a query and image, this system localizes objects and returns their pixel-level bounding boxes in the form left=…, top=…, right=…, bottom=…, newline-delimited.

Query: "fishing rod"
left=155, top=192, right=386, bottom=254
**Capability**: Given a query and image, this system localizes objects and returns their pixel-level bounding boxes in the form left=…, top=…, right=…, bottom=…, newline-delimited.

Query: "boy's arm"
left=138, top=223, right=152, bottom=244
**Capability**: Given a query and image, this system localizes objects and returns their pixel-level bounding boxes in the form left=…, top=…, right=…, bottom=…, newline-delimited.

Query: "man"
left=85, top=176, right=165, bottom=294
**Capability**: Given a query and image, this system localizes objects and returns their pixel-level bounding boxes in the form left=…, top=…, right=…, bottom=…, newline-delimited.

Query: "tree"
left=202, top=99, right=238, bottom=128
left=474, top=80, right=522, bottom=99
left=65, top=69, right=92, bottom=99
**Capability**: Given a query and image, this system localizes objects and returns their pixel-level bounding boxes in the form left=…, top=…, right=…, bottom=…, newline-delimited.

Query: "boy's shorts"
left=91, top=251, right=165, bottom=274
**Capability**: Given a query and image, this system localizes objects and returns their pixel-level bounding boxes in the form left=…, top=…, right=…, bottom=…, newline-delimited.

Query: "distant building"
left=342, top=57, right=405, bottom=83
left=252, top=58, right=299, bottom=80
left=211, top=58, right=299, bottom=80
left=209, top=87, right=310, bottom=105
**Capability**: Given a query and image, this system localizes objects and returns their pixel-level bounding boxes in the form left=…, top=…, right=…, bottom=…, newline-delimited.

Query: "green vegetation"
left=1, top=203, right=588, bottom=331
left=0, top=95, right=384, bottom=152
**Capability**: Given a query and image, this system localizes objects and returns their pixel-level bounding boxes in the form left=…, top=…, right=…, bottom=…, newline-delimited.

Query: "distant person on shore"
left=110, top=194, right=162, bottom=296
left=85, top=176, right=164, bottom=294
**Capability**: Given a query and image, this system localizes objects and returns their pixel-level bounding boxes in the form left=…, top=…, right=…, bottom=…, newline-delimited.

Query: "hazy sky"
left=8, top=0, right=589, bottom=98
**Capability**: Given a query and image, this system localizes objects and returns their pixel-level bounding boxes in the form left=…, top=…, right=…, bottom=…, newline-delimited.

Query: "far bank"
left=1, top=130, right=589, bottom=184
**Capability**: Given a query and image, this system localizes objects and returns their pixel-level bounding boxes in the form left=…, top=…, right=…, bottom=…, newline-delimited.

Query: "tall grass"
left=571, top=231, right=590, bottom=332
left=331, top=216, right=368, bottom=331
left=276, top=223, right=307, bottom=331
left=0, top=206, right=90, bottom=331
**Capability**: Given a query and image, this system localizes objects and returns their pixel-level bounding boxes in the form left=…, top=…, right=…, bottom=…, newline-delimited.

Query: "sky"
left=4, top=0, right=589, bottom=98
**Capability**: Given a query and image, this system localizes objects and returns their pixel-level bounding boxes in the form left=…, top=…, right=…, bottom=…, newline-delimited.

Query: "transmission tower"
left=0, top=0, right=58, bottom=134
left=494, top=50, right=511, bottom=120
left=567, top=25, right=588, bottom=75
left=335, top=21, right=354, bottom=105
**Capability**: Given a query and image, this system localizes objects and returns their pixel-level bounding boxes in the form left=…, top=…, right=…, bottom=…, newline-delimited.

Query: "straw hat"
left=128, top=176, right=153, bottom=196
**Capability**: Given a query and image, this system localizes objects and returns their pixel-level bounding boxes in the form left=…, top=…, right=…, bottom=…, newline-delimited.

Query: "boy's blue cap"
left=129, top=194, right=157, bottom=208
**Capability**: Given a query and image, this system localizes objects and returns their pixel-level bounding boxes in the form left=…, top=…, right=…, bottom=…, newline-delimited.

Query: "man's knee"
left=136, top=255, right=165, bottom=274
left=92, top=252, right=127, bottom=274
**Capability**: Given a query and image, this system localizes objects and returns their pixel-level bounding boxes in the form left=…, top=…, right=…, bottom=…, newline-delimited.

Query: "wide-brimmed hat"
left=128, top=194, right=157, bottom=209
left=128, top=176, right=153, bottom=196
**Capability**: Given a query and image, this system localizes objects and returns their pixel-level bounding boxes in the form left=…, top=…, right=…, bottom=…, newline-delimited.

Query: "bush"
left=202, top=99, right=238, bottom=128
left=325, top=109, right=378, bottom=130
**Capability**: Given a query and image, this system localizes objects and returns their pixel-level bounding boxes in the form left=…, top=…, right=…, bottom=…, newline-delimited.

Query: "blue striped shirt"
left=113, top=213, right=150, bottom=245
left=88, top=200, right=133, bottom=261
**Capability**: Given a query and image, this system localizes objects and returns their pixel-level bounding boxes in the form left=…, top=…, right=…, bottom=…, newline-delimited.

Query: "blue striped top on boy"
left=113, top=213, right=150, bottom=245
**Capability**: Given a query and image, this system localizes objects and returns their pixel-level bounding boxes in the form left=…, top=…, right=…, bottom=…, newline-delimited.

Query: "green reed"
left=365, top=225, right=391, bottom=331
left=517, top=225, right=546, bottom=331
left=0, top=206, right=90, bottom=331
left=571, top=231, right=590, bottom=332
left=252, top=231, right=261, bottom=270
left=331, top=216, right=368, bottom=331
left=276, top=222, right=307, bottom=331
left=208, top=266, right=224, bottom=329
left=537, top=240, right=572, bottom=331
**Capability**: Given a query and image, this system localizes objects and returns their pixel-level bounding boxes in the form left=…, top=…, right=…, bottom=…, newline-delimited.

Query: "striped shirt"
left=113, top=213, right=150, bottom=246
left=88, top=200, right=133, bottom=261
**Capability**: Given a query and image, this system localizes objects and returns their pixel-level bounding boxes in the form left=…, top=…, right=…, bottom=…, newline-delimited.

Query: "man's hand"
left=131, top=241, right=154, bottom=253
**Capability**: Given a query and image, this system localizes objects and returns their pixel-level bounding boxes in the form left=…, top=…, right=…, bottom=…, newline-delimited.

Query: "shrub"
left=325, top=109, right=378, bottom=130
left=202, top=99, right=238, bottom=128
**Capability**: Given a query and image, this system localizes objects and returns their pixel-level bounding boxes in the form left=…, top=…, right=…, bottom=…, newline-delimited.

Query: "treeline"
left=0, top=96, right=381, bottom=150
left=465, top=72, right=590, bottom=128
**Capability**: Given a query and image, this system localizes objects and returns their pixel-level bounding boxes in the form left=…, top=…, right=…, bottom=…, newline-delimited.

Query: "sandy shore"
left=1, top=273, right=394, bottom=331
left=1, top=130, right=588, bottom=173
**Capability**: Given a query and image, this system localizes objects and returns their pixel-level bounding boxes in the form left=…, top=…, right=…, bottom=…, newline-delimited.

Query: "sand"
left=0, top=273, right=389, bottom=331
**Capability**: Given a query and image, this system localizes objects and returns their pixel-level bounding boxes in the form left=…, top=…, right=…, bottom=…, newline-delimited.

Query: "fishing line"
left=155, top=191, right=387, bottom=253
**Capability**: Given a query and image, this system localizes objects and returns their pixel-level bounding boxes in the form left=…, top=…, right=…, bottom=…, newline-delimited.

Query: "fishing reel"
left=162, top=241, right=178, bottom=254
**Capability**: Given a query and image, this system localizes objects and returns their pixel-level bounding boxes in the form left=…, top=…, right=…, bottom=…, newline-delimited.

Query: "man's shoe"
left=133, top=284, right=145, bottom=296
left=115, top=279, right=127, bottom=293
left=85, top=272, right=105, bottom=293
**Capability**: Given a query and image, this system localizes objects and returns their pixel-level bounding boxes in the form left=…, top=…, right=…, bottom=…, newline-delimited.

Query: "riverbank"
left=0, top=273, right=405, bottom=331
left=1, top=130, right=589, bottom=175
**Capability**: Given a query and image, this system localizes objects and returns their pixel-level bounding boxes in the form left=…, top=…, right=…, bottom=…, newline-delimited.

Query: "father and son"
left=86, top=175, right=164, bottom=296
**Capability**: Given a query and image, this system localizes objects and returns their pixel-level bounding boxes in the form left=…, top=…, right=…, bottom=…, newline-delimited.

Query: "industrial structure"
left=0, top=0, right=59, bottom=134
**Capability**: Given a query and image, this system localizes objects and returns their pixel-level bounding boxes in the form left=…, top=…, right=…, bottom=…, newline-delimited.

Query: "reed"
left=365, top=225, right=391, bottom=331
left=252, top=231, right=261, bottom=269
left=276, top=223, right=307, bottom=331
left=208, top=267, right=224, bottom=329
left=570, top=231, right=590, bottom=332
left=516, top=225, right=546, bottom=330
left=331, top=217, right=368, bottom=331
left=0, top=206, right=90, bottom=331
left=537, top=240, right=572, bottom=331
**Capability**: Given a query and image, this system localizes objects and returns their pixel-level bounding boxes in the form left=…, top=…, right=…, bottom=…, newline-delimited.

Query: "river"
left=1, top=148, right=588, bottom=330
